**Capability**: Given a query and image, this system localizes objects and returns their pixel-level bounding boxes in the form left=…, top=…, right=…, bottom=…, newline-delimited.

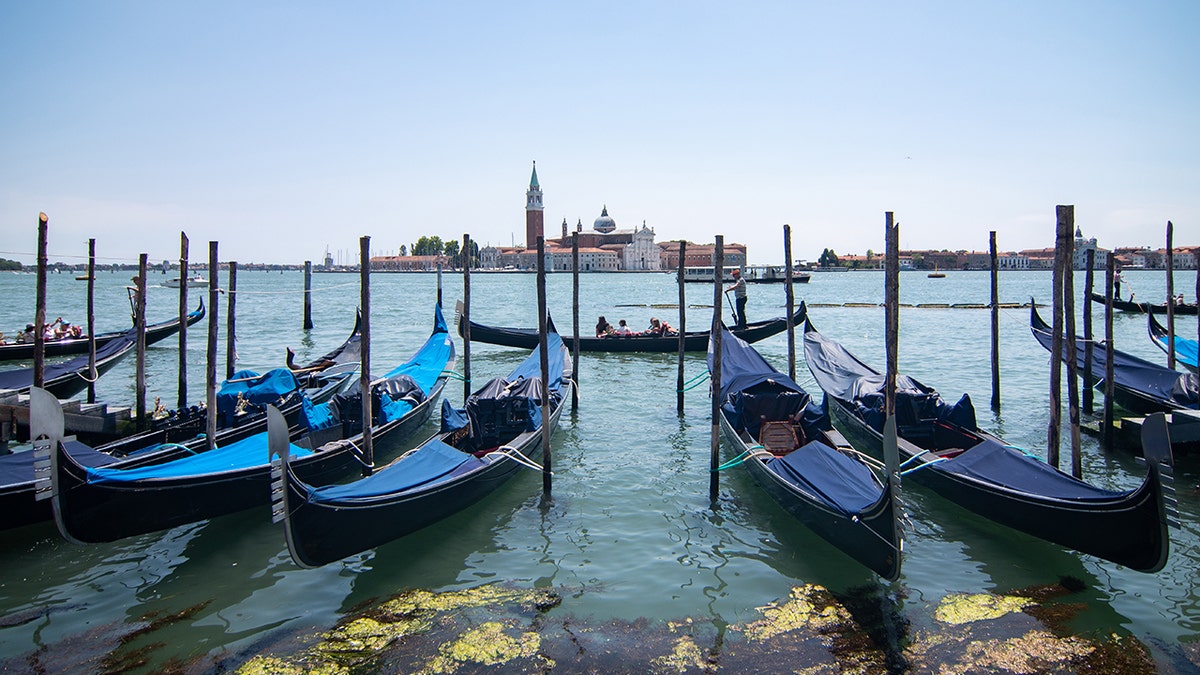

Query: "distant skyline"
left=2, top=2, right=1197, bottom=267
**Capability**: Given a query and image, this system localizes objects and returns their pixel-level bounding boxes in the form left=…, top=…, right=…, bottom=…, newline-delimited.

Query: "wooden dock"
left=0, top=390, right=135, bottom=449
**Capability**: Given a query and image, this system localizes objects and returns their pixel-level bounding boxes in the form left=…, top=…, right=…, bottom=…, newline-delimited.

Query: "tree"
left=413, top=236, right=444, bottom=256
left=443, top=240, right=460, bottom=257
left=818, top=248, right=839, bottom=268
left=398, top=244, right=408, bottom=257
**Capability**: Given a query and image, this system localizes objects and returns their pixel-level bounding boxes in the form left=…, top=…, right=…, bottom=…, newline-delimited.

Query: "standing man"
left=727, top=268, right=747, bottom=329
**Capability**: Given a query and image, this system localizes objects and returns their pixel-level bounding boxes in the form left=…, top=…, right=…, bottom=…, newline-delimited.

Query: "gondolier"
left=727, top=268, right=747, bottom=329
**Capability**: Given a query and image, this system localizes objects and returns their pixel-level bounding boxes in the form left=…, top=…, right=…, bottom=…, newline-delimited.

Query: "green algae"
left=740, top=584, right=852, bottom=642
left=418, top=620, right=547, bottom=673
left=934, top=592, right=1034, bottom=625
left=649, top=635, right=710, bottom=673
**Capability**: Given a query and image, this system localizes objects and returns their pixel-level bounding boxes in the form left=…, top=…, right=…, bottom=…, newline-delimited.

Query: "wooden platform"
left=0, top=390, right=135, bottom=447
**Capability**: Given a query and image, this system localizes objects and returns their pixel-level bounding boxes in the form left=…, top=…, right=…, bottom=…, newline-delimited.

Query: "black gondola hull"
left=719, top=412, right=901, bottom=580
left=281, top=381, right=570, bottom=568
left=827, top=396, right=1169, bottom=572
left=461, top=305, right=806, bottom=353
left=0, top=301, right=205, bottom=362
left=1091, top=291, right=1197, bottom=316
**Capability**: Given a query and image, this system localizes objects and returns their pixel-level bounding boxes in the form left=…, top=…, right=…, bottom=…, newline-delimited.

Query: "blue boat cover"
left=1152, top=331, right=1198, bottom=370
left=0, top=327, right=136, bottom=391
left=803, top=326, right=976, bottom=432
left=507, top=331, right=565, bottom=392
left=216, top=369, right=301, bottom=419
left=767, top=440, right=883, bottom=515
left=0, top=440, right=126, bottom=489
left=305, top=439, right=486, bottom=503
left=939, top=438, right=1126, bottom=500
left=1032, top=306, right=1198, bottom=409
left=85, top=433, right=312, bottom=484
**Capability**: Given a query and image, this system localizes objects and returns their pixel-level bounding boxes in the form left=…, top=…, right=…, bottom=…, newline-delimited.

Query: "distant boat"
left=742, top=265, right=811, bottom=284
left=75, top=275, right=94, bottom=281
left=927, top=266, right=945, bottom=278
left=163, top=275, right=209, bottom=288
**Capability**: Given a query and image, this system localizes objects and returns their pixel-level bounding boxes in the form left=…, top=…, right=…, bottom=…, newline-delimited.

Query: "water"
left=0, top=267, right=1198, bottom=670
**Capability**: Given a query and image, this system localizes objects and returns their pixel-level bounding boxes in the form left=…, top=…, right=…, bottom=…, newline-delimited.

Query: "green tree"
left=0, top=258, right=21, bottom=271
left=818, top=248, right=839, bottom=268
left=413, top=236, right=444, bottom=256
left=398, top=244, right=408, bottom=257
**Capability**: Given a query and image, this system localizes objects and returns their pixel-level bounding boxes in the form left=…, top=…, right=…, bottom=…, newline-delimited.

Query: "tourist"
left=595, top=316, right=614, bottom=337
left=16, top=324, right=35, bottom=343
left=726, top=268, right=747, bottom=329
left=613, top=319, right=632, bottom=335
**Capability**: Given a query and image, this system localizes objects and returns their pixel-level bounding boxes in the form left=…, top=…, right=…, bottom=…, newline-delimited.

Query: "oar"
left=722, top=289, right=736, bottom=320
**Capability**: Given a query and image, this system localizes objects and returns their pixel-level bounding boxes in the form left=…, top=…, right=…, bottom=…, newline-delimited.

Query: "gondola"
left=459, top=303, right=807, bottom=353
left=1148, top=312, right=1198, bottom=373
left=0, top=326, right=138, bottom=399
left=41, top=304, right=455, bottom=544
left=1031, top=303, right=1198, bottom=414
left=804, top=319, right=1176, bottom=573
left=272, top=329, right=571, bottom=568
left=1, top=313, right=362, bottom=532
left=1090, top=291, right=1198, bottom=316
left=0, top=301, right=205, bottom=362
left=709, top=326, right=901, bottom=579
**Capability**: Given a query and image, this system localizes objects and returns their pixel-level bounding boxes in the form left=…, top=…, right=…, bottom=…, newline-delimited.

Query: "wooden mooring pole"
left=1047, top=207, right=1069, bottom=468
left=226, top=261, right=237, bottom=379
left=784, top=224, right=796, bottom=381
left=536, top=236, right=552, bottom=495
left=178, top=232, right=189, bottom=410
left=1166, top=221, right=1176, bottom=370
left=304, top=260, right=314, bottom=330
left=572, top=233, right=580, bottom=411
left=1103, top=255, right=1115, bottom=449
left=1062, top=207, right=1081, bottom=478
left=885, top=213, right=898, bottom=420
left=676, top=240, right=687, bottom=414
left=205, top=244, right=219, bottom=450
left=1083, top=249, right=1095, bottom=414
left=709, top=235, right=725, bottom=503
left=437, top=262, right=443, bottom=307
left=34, top=213, right=48, bottom=389
left=86, top=238, right=97, bottom=404
left=990, top=231, right=1000, bottom=410
left=462, top=234, right=472, bottom=402
left=359, top=236, right=373, bottom=476
left=135, top=254, right=148, bottom=432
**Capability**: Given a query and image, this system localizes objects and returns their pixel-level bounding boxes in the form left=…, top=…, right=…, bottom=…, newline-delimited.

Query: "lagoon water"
left=0, top=267, right=1197, bottom=671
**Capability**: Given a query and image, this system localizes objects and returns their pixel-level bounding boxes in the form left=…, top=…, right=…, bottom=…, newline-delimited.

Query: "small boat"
left=741, top=265, right=812, bottom=284
left=927, top=266, right=945, bottom=279
left=460, top=303, right=807, bottom=353
left=1148, top=312, right=1198, bottom=373
left=0, top=301, right=205, bottom=362
left=41, top=304, right=455, bottom=544
left=0, top=314, right=361, bottom=532
left=0, top=328, right=137, bottom=399
left=1089, top=291, right=1197, bottom=316
left=74, top=275, right=94, bottom=281
left=272, top=328, right=570, bottom=568
left=1031, top=303, right=1198, bottom=414
left=710, top=326, right=901, bottom=579
left=804, top=319, right=1176, bottom=573
left=163, top=275, right=209, bottom=288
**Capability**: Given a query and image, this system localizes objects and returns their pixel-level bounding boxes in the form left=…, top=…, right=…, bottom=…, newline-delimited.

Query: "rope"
left=77, top=368, right=101, bottom=383
left=900, top=457, right=948, bottom=475
left=155, top=442, right=199, bottom=455
left=679, top=372, right=710, bottom=393
left=486, top=444, right=550, bottom=473
left=849, top=513, right=904, bottom=553
left=440, top=370, right=467, bottom=381
left=713, top=445, right=775, bottom=472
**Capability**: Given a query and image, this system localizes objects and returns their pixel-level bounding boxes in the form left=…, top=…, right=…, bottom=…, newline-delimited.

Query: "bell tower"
left=525, top=161, right=544, bottom=248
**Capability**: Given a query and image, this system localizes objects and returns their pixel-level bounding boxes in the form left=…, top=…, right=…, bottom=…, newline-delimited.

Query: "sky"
left=1, top=1, right=1197, bottom=267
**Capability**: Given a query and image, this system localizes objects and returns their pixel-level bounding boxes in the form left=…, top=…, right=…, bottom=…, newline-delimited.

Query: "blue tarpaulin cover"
left=938, top=437, right=1125, bottom=500
left=767, top=440, right=882, bottom=515
left=85, top=433, right=312, bottom=484
left=216, top=369, right=301, bottom=419
left=307, top=439, right=485, bottom=503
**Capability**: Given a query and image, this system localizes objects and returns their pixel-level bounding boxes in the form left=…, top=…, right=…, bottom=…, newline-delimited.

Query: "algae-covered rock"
left=419, top=620, right=546, bottom=674
left=934, top=592, right=1034, bottom=625
left=741, top=584, right=852, bottom=642
left=650, top=635, right=709, bottom=673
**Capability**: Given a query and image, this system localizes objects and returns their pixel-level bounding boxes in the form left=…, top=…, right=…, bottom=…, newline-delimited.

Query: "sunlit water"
left=0, top=267, right=1197, bottom=670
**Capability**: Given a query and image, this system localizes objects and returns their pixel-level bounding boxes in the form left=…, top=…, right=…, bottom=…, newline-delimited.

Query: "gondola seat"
left=758, top=419, right=800, bottom=455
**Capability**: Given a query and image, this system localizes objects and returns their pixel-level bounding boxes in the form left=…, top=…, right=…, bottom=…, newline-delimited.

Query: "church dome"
left=594, top=205, right=616, bottom=233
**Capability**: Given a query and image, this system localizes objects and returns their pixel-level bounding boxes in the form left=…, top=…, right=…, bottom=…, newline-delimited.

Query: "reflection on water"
left=1, top=269, right=1198, bottom=671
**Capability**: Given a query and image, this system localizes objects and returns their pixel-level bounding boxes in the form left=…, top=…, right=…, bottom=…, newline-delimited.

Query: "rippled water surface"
left=0, top=267, right=1197, bottom=670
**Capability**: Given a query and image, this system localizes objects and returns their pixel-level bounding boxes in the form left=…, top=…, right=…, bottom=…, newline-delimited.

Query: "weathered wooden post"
left=1166, top=221, right=1175, bottom=370
left=676, top=240, right=687, bottom=414
left=572, top=232, right=580, bottom=410
left=1104, top=256, right=1115, bottom=448
left=710, top=235, right=725, bottom=502
left=536, top=236, right=552, bottom=495
left=178, top=232, right=189, bottom=410
left=303, top=260, right=314, bottom=330
left=86, top=238, right=97, bottom=404
left=1083, top=249, right=1095, bottom=414
left=34, top=213, right=48, bottom=389
left=990, top=231, right=1000, bottom=410
left=437, top=262, right=443, bottom=307
left=205, top=244, right=219, bottom=450
left=226, top=261, right=237, bottom=379
left=462, top=234, right=472, bottom=402
left=784, top=224, right=796, bottom=381
left=359, top=236, right=373, bottom=476
left=1047, top=206, right=1069, bottom=468
left=885, top=213, right=899, bottom=420
left=135, top=254, right=148, bottom=432
left=1062, top=207, right=1081, bottom=478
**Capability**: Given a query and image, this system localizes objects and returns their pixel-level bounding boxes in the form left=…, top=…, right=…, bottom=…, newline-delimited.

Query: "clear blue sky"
left=2, top=2, right=1196, bottom=266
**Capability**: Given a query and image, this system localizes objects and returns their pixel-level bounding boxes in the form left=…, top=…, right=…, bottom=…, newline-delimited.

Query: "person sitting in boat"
left=613, top=319, right=632, bottom=335
left=1176, top=293, right=1186, bottom=306
left=57, top=321, right=81, bottom=339
left=595, top=316, right=614, bottom=337
left=43, top=318, right=62, bottom=341
left=16, top=324, right=35, bottom=343
left=645, top=317, right=677, bottom=336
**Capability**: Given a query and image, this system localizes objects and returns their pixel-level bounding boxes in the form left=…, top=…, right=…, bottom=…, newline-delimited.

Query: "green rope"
left=679, top=372, right=710, bottom=392
left=440, top=370, right=467, bottom=381
left=713, top=445, right=765, bottom=472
